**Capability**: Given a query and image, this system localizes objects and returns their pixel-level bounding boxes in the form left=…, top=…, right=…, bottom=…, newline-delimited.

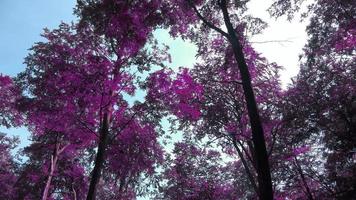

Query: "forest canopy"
left=0, top=0, right=355, bottom=200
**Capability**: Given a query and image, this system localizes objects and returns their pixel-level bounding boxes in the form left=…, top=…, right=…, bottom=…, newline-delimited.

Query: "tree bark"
left=42, top=146, right=58, bottom=200
left=42, top=142, right=68, bottom=200
left=72, top=184, right=77, bottom=200
left=219, top=0, right=273, bottom=199
left=86, top=113, right=110, bottom=200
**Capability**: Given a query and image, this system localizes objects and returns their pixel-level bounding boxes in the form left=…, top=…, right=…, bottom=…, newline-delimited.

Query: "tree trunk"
left=220, top=1, right=273, bottom=199
left=294, top=157, right=314, bottom=200
left=232, top=139, right=259, bottom=194
left=86, top=113, right=110, bottom=200
left=42, top=143, right=59, bottom=200
left=72, top=184, right=77, bottom=200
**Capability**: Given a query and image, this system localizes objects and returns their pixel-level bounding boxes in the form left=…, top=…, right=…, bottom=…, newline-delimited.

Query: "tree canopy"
left=0, top=0, right=354, bottom=199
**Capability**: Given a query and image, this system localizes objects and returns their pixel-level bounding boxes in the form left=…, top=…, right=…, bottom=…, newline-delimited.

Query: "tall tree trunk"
left=86, top=113, right=110, bottom=200
left=219, top=1, right=273, bottom=199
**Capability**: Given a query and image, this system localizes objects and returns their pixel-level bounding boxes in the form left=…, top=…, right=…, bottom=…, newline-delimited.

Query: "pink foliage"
left=147, top=68, right=204, bottom=121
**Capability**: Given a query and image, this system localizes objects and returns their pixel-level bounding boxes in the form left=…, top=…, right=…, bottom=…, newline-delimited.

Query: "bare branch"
left=251, top=39, right=293, bottom=44
left=76, top=117, right=99, bottom=138
left=58, top=144, right=70, bottom=154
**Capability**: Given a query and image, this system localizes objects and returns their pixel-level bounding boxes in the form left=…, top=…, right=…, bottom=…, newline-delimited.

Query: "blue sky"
left=0, top=0, right=77, bottom=149
left=0, top=0, right=77, bottom=76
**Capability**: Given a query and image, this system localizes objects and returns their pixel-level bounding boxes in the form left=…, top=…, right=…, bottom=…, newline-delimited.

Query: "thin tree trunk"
left=72, top=184, right=77, bottom=200
left=294, top=157, right=314, bottom=200
left=42, top=155, right=57, bottom=200
left=219, top=1, right=273, bottom=199
left=187, top=0, right=273, bottom=197
left=42, top=143, right=59, bottom=200
left=42, top=142, right=69, bottom=200
left=232, top=139, right=259, bottom=194
left=86, top=112, right=110, bottom=200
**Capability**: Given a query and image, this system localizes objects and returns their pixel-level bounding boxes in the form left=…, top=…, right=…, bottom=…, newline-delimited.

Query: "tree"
left=75, top=1, right=275, bottom=198
left=193, top=34, right=282, bottom=198
left=163, top=1, right=274, bottom=198
left=2, top=0, right=353, bottom=199
left=145, top=29, right=283, bottom=198
left=18, top=23, right=165, bottom=199
left=270, top=0, right=356, bottom=198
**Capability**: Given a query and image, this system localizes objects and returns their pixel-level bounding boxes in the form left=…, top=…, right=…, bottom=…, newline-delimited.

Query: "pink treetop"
left=21, top=23, right=134, bottom=145
left=19, top=22, right=165, bottom=199
left=76, top=0, right=164, bottom=58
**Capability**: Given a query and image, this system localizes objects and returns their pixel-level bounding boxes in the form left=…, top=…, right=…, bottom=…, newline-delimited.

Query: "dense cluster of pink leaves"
left=76, top=0, right=164, bottom=58
left=147, top=68, right=204, bottom=121
left=106, top=121, right=163, bottom=182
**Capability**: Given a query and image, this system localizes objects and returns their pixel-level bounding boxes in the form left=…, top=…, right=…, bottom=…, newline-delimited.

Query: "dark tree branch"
left=187, top=0, right=229, bottom=38
left=112, top=112, right=138, bottom=140
left=251, top=39, right=293, bottom=44
left=236, top=139, right=256, bottom=170
left=232, top=138, right=259, bottom=194
left=76, top=117, right=99, bottom=138
left=267, top=122, right=282, bottom=158
left=293, top=157, right=315, bottom=200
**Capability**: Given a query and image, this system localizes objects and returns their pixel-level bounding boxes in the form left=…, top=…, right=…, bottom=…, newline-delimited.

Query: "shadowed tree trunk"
left=219, top=0, right=273, bottom=199
left=86, top=113, right=109, bottom=200
left=72, top=184, right=77, bottom=200
left=232, top=139, right=259, bottom=194
left=188, top=0, right=274, bottom=198
left=294, top=157, right=314, bottom=200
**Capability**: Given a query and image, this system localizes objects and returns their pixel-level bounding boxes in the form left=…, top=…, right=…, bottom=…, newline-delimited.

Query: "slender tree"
left=162, top=1, right=274, bottom=197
